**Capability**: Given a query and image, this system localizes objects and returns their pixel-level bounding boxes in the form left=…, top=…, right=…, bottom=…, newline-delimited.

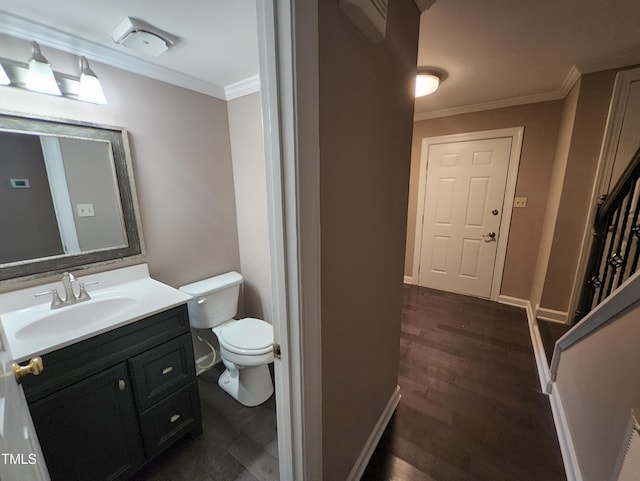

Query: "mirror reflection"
left=0, top=113, right=142, bottom=281
left=0, top=132, right=126, bottom=264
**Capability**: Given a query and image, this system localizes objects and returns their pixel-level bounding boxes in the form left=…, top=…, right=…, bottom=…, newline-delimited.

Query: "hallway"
left=362, top=284, right=566, bottom=481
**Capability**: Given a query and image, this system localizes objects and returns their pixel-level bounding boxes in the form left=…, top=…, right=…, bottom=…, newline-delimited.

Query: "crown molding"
left=224, top=75, right=261, bottom=101
left=559, top=64, right=582, bottom=96
left=414, top=64, right=583, bottom=121
left=0, top=11, right=231, bottom=100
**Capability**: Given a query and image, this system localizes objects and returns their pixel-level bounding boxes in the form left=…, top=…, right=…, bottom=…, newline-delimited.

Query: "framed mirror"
left=0, top=112, right=143, bottom=282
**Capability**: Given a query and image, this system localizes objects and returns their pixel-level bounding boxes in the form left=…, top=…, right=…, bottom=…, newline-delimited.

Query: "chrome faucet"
left=34, top=272, right=99, bottom=309
left=60, top=271, right=77, bottom=304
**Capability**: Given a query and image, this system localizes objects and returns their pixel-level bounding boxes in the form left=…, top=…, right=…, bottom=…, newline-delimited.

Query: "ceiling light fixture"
left=79, top=56, right=107, bottom=104
left=26, top=41, right=62, bottom=96
left=415, top=73, right=440, bottom=98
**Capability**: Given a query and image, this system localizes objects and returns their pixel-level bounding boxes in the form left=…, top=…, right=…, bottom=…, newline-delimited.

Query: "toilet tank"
left=179, top=271, right=243, bottom=329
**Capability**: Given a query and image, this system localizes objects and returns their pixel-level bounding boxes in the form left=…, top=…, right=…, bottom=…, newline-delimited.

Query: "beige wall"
left=408, top=101, right=563, bottom=300
left=530, top=80, right=581, bottom=310
left=0, top=34, right=241, bottom=289
left=541, top=70, right=617, bottom=311
left=318, top=0, right=420, bottom=479
left=555, top=298, right=640, bottom=481
left=227, top=93, right=273, bottom=323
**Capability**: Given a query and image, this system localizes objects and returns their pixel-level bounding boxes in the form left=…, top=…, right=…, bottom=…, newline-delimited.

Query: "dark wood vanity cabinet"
left=22, top=305, right=202, bottom=481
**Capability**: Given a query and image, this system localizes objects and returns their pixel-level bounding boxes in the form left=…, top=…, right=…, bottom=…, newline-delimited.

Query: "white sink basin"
left=14, top=297, right=138, bottom=340
left=0, top=264, right=193, bottom=362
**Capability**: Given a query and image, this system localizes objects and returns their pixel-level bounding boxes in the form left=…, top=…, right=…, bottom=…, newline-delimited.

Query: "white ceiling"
left=0, top=1, right=639, bottom=112
left=416, top=0, right=640, bottom=118
left=0, top=0, right=260, bottom=100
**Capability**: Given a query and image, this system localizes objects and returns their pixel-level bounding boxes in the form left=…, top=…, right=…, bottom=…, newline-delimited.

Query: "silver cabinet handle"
left=170, top=414, right=181, bottom=423
left=118, top=379, right=126, bottom=391
left=162, top=366, right=174, bottom=375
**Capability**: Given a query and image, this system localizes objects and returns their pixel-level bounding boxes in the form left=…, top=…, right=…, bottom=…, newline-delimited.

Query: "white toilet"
left=179, top=272, right=274, bottom=407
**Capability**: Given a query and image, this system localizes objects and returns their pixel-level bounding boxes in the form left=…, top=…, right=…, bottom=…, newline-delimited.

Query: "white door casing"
left=0, top=321, right=49, bottom=481
left=412, top=128, right=524, bottom=300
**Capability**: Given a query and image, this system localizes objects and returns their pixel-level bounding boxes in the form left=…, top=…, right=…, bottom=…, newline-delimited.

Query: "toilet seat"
left=218, top=318, right=273, bottom=356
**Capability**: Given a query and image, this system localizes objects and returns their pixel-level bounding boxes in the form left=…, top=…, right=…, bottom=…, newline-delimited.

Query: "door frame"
left=410, top=127, right=524, bottom=301
left=258, top=1, right=322, bottom=479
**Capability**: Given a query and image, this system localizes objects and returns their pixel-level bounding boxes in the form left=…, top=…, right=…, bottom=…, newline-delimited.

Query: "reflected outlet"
left=76, top=203, right=95, bottom=217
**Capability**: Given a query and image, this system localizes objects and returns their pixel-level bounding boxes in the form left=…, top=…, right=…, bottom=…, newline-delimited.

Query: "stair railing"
left=575, top=145, right=640, bottom=321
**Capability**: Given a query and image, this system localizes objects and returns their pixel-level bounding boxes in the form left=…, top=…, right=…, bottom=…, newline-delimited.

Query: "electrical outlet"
left=514, top=197, right=527, bottom=208
left=76, top=203, right=95, bottom=217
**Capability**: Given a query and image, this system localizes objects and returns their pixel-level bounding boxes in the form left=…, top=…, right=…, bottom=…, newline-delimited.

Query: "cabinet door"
left=29, top=363, right=144, bottom=481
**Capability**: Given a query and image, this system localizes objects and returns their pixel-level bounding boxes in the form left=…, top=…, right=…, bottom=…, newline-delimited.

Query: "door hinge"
left=273, top=343, right=281, bottom=360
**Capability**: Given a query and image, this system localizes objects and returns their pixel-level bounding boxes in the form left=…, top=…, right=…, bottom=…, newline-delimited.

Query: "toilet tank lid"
left=179, top=271, right=243, bottom=296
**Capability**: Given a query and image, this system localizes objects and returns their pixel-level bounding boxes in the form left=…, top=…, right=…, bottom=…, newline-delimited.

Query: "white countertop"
left=0, top=264, right=192, bottom=363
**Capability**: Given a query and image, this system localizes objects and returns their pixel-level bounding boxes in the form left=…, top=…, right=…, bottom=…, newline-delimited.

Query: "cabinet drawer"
left=139, top=381, right=202, bottom=459
left=130, top=333, right=195, bottom=411
left=23, top=304, right=190, bottom=404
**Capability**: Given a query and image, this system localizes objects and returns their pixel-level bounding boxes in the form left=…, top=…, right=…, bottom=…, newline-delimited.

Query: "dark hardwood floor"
left=538, top=319, right=571, bottom=365
left=130, top=364, right=278, bottom=481
left=362, top=284, right=566, bottom=481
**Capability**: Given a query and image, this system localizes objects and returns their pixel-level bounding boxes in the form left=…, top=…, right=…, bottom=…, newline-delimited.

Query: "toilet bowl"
left=179, top=272, right=274, bottom=407
left=214, top=318, right=274, bottom=406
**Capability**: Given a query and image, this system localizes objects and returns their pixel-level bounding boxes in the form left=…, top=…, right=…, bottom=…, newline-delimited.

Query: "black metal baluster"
left=618, top=177, right=640, bottom=285
left=599, top=206, right=622, bottom=304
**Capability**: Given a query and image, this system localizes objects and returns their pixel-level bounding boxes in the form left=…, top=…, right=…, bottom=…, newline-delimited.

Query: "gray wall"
left=0, top=33, right=240, bottom=289
left=0, top=132, right=63, bottom=263
left=227, top=92, right=272, bottom=323
left=555, top=298, right=640, bottom=481
left=318, top=1, right=420, bottom=479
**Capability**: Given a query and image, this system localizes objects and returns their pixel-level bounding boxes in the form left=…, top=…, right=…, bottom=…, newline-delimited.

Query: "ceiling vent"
left=110, top=17, right=177, bottom=57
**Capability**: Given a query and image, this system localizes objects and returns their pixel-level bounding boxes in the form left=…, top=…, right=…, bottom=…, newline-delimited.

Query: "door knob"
left=482, top=231, right=496, bottom=241
left=11, top=357, right=44, bottom=383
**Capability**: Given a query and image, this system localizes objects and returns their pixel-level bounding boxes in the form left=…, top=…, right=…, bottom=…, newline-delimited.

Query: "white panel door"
left=417, top=137, right=512, bottom=298
left=0, top=321, right=50, bottom=481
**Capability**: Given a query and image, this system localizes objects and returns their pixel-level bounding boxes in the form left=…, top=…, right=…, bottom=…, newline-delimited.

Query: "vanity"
left=0, top=112, right=202, bottom=480
left=1, top=265, right=201, bottom=481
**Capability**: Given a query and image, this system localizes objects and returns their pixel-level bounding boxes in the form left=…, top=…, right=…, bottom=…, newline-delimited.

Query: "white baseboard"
left=403, top=275, right=415, bottom=285
left=548, top=384, right=583, bottom=481
left=497, top=294, right=530, bottom=309
left=536, top=305, right=569, bottom=324
left=503, top=296, right=583, bottom=481
left=347, top=385, right=401, bottom=481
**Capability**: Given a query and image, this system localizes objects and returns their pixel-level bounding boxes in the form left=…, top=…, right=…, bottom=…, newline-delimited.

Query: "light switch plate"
left=76, top=203, right=95, bottom=217
left=514, top=197, right=527, bottom=208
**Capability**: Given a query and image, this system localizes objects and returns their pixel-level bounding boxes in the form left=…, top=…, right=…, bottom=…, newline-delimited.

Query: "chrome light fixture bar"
left=0, top=41, right=107, bottom=104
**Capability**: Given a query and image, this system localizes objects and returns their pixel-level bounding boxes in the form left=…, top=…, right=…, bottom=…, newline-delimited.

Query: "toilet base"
left=218, top=362, right=274, bottom=407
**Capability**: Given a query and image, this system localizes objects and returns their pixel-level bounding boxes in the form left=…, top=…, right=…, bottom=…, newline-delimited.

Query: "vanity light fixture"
left=26, top=41, right=62, bottom=96
left=415, top=72, right=440, bottom=98
left=78, top=56, right=107, bottom=104
left=0, top=41, right=107, bottom=104
left=0, top=63, right=10, bottom=86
